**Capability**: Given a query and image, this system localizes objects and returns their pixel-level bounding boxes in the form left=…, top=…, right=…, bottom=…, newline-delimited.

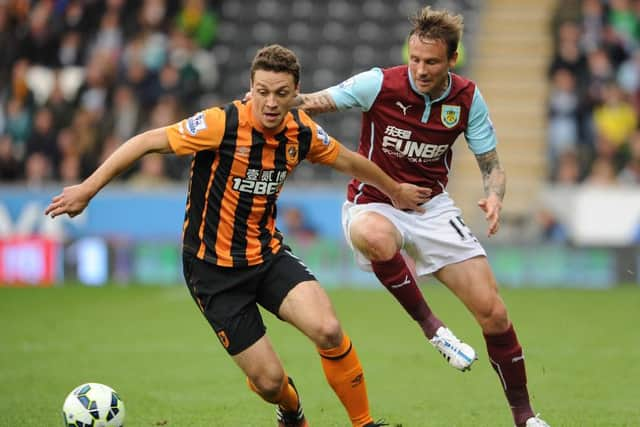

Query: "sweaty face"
left=407, top=34, right=457, bottom=98
left=250, top=70, right=298, bottom=129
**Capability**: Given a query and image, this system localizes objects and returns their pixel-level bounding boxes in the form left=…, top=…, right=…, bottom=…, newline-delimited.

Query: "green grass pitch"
left=1, top=284, right=639, bottom=426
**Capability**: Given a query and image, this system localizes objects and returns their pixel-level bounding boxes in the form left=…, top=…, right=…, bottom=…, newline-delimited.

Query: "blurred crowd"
left=548, top=0, right=640, bottom=186
left=3, top=0, right=639, bottom=190
left=0, top=0, right=221, bottom=185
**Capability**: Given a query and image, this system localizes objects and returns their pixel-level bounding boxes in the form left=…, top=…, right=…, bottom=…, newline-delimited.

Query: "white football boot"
left=522, top=415, right=550, bottom=427
left=429, top=326, right=477, bottom=371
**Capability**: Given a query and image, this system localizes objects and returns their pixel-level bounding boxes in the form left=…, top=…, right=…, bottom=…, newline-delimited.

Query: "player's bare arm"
left=331, top=145, right=431, bottom=212
left=293, top=90, right=338, bottom=115
left=475, top=148, right=506, bottom=236
left=45, top=127, right=172, bottom=219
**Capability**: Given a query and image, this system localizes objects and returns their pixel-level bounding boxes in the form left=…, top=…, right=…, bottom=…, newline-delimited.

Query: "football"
left=62, top=382, right=125, bottom=427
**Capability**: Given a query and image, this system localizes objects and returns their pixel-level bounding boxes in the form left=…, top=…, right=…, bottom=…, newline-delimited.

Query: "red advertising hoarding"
left=0, top=237, right=60, bottom=286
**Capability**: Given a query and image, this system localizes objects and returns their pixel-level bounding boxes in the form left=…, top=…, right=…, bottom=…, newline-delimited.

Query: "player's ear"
left=449, top=50, right=459, bottom=68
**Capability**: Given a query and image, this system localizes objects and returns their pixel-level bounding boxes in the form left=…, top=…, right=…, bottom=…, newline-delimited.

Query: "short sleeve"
left=327, top=67, right=384, bottom=112
left=301, top=113, right=340, bottom=165
left=465, top=87, right=498, bottom=155
left=166, top=107, right=226, bottom=155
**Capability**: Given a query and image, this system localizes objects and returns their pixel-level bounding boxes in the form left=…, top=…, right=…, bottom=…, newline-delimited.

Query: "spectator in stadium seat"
left=46, top=76, right=75, bottom=129
left=535, top=208, right=569, bottom=243
left=593, top=81, right=638, bottom=148
left=547, top=68, right=580, bottom=173
left=25, top=107, right=60, bottom=168
left=59, top=154, right=82, bottom=185
left=45, top=44, right=430, bottom=427
left=25, top=151, right=52, bottom=187
left=585, top=155, right=619, bottom=185
left=548, top=20, right=587, bottom=81
left=617, top=130, right=640, bottom=184
left=0, top=135, right=21, bottom=181
left=284, top=7, right=550, bottom=427
left=107, top=85, right=142, bottom=141
left=4, top=97, right=32, bottom=154
left=17, top=2, right=59, bottom=67
left=281, top=206, right=318, bottom=246
left=127, top=153, right=172, bottom=188
left=175, top=0, right=219, bottom=49
left=553, top=150, right=582, bottom=184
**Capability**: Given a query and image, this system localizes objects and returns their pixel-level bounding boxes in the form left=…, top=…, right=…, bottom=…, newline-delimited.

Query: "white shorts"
left=341, top=193, right=487, bottom=277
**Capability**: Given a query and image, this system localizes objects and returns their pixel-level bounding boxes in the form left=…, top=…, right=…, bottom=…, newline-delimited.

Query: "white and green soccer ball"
left=62, top=382, right=125, bottom=427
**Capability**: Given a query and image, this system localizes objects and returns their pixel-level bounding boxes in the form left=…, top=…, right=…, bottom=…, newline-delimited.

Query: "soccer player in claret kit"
left=287, top=6, right=551, bottom=427
left=45, top=45, right=432, bottom=427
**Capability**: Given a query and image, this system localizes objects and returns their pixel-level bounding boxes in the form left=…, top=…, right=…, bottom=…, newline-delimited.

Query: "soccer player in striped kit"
left=45, top=44, right=432, bottom=427
left=290, top=6, right=550, bottom=427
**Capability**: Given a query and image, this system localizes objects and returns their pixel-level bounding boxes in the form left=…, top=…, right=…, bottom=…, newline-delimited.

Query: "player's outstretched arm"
left=44, top=127, right=173, bottom=218
left=475, top=148, right=506, bottom=236
left=330, top=145, right=431, bottom=211
left=244, top=89, right=338, bottom=115
left=292, top=90, right=338, bottom=116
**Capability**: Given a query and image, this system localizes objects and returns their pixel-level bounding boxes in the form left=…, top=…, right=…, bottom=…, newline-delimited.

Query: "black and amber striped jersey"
left=166, top=100, right=340, bottom=267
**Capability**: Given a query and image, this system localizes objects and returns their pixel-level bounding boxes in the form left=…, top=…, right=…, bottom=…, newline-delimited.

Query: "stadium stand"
left=547, top=0, right=640, bottom=185
left=447, top=0, right=555, bottom=236
left=0, top=0, right=480, bottom=185
left=8, top=1, right=638, bottom=241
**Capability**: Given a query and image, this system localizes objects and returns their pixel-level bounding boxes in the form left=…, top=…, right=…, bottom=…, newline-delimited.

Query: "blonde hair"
left=409, top=6, right=464, bottom=58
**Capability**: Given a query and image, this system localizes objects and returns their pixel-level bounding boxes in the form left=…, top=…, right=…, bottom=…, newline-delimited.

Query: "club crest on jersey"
left=186, top=111, right=207, bottom=135
left=441, top=105, right=460, bottom=128
left=286, top=143, right=298, bottom=163
left=316, top=124, right=330, bottom=145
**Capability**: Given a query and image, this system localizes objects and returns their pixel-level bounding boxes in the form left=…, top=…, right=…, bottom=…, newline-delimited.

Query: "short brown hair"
left=409, top=6, right=464, bottom=59
left=250, top=44, right=300, bottom=86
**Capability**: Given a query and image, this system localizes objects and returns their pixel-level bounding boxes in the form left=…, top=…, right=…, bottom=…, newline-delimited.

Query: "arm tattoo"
left=296, top=91, right=338, bottom=116
left=475, top=148, right=506, bottom=201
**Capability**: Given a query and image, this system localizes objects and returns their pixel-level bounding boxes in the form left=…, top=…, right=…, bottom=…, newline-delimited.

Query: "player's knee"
left=248, top=371, right=286, bottom=403
left=310, top=316, right=342, bottom=348
left=478, top=299, right=509, bottom=334
left=350, top=220, right=398, bottom=261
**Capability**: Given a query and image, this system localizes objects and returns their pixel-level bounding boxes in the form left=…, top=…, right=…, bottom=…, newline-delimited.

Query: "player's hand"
left=242, top=91, right=252, bottom=102
left=44, top=184, right=92, bottom=218
left=391, top=184, right=431, bottom=213
left=477, top=193, right=502, bottom=237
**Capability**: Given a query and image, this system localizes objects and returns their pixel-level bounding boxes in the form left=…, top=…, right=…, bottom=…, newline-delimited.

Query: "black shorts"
left=182, top=247, right=316, bottom=355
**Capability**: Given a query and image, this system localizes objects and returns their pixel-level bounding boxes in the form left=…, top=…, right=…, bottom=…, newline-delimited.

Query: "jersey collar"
left=407, top=70, right=453, bottom=103
left=407, top=71, right=453, bottom=123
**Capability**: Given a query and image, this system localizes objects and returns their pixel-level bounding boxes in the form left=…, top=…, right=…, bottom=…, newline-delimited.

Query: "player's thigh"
left=182, top=252, right=268, bottom=356
left=349, top=211, right=402, bottom=254
left=258, top=248, right=341, bottom=346
left=434, top=256, right=504, bottom=320
left=279, top=280, right=341, bottom=347
left=343, top=202, right=404, bottom=257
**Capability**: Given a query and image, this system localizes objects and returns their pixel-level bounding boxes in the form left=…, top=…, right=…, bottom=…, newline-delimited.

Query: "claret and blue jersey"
left=328, top=66, right=497, bottom=205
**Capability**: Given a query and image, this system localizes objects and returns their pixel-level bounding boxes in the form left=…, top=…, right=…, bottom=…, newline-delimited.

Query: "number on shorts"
left=448, top=216, right=477, bottom=242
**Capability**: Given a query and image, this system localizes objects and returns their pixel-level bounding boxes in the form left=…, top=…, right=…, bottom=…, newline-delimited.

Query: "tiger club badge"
left=286, top=143, right=298, bottom=164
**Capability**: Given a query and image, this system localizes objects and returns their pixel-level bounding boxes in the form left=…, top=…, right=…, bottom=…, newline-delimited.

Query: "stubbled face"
left=251, top=69, right=298, bottom=129
left=407, top=34, right=457, bottom=98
